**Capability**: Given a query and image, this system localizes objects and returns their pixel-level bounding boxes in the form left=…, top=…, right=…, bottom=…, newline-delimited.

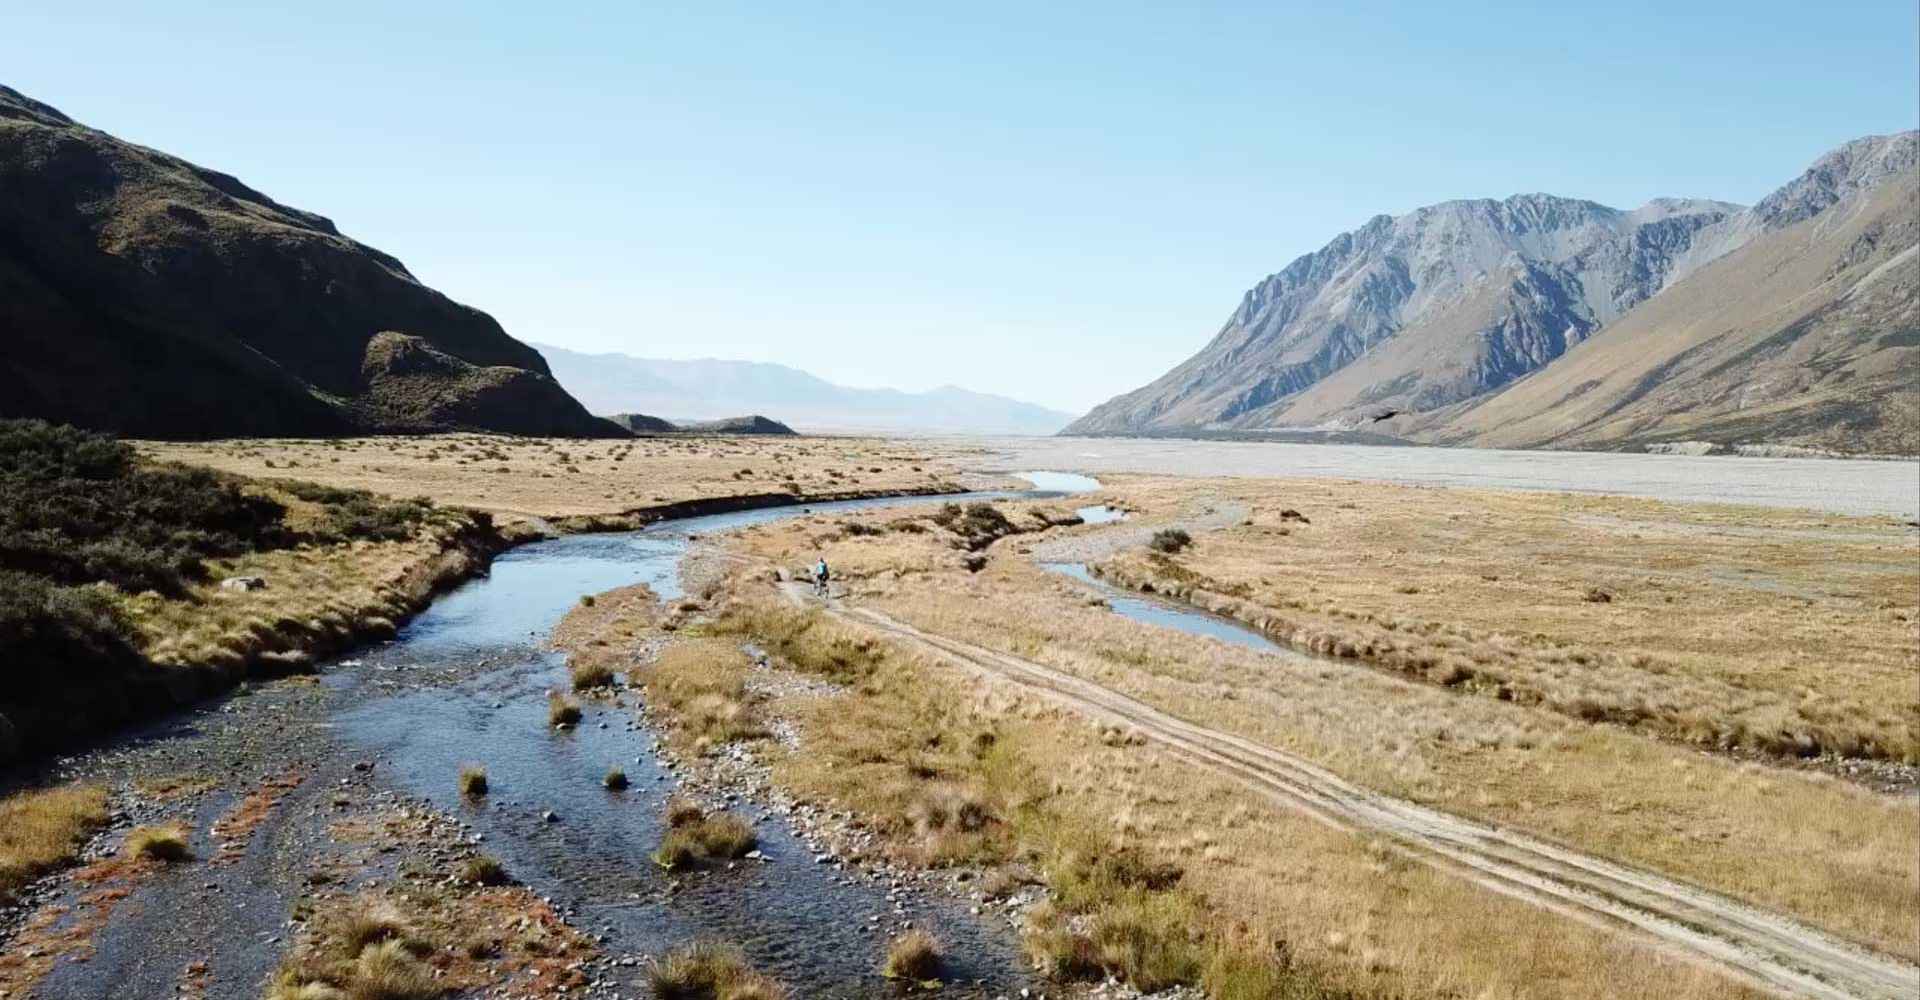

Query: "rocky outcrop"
left=0, top=85, right=618, bottom=439
left=1068, top=131, right=1918, bottom=454
left=1067, top=194, right=1745, bottom=434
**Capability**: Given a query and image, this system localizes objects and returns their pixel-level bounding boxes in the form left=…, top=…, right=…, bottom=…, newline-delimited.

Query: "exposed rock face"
left=0, top=85, right=618, bottom=438
left=1068, top=131, right=1918, bottom=453
left=1422, top=133, right=1919, bottom=454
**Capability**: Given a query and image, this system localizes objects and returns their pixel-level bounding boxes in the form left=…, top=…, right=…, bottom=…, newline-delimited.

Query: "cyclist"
left=812, top=556, right=830, bottom=597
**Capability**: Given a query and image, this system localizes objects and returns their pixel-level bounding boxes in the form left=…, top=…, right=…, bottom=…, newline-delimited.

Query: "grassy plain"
left=140, top=434, right=964, bottom=521
left=1093, top=475, right=1920, bottom=763
left=703, top=490, right=1918, bottom=981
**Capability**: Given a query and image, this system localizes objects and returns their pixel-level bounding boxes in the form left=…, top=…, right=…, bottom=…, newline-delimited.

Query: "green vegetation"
left=459, top=765, right=489, bottom=796
left=0, top=419, right=289, bottom=596
left=0, top=420, right=459, bottom=764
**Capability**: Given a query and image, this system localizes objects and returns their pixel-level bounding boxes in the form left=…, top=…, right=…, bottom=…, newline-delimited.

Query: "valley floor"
left=4, top=435, right=1916, bottom=1000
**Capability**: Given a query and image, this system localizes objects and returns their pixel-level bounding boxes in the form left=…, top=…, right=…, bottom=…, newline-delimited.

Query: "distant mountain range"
left=0, top=85, right=615, bottom=439
left=1067, top=131, right=1918, bottom=455
left=535, top=346, right=1076, bottom=435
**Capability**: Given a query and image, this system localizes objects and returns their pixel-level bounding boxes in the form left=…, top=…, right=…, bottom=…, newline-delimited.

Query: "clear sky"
left=7, top=2, right=1915, bottom=413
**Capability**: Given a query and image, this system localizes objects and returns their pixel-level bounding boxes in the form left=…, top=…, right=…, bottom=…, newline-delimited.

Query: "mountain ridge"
left=0, top=84, right=618, bottom=439
left=1065, top=131, right=1917, bottom=453
left=535, top=345, right=1076, bottom=435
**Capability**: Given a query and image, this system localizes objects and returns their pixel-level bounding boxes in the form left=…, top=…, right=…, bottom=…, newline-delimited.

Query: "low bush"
left=604, top=767, right=629, bottom=790
left=458, top=765, right=489, bottom=796
left=1148, top=528, right=1192, bottom=553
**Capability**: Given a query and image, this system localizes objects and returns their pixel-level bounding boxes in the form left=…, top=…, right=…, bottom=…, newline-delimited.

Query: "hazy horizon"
left=7, top=2, right=1914, bottom=412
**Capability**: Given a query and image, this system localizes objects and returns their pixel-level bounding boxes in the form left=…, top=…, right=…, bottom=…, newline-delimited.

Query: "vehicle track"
left=786, top=584, right=1920, bottom=1000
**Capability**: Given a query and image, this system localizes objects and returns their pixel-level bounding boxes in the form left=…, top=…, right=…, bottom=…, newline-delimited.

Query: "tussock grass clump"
left=459, top=854, right=509, bottom=886
left=0, top=783, right=109, bottom=898
left=603, top=767, right=629, bottom=790
left=648, top=940, right=787, bottom=1000
left=694, top=812, right=757, bottom=858
left=569, top=660, right=615, bottom=691
left=350, top=938, right=440, bottom=999
left=666, top=796, right=707, bottom=829
left=547, top=691, right=583, bottom=728
left=124, top=823, right=192, bottom=862
left=652, top=802, right=757, bottom=868
left=458, top=765, right=488, bottom=796
left=883, top=928, right=942, bottom=980
left=1148, top=528, right=1192, bottom=553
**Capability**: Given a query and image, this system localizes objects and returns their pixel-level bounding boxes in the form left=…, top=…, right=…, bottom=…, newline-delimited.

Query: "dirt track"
left=783, top=583, right=1920, bottom=1000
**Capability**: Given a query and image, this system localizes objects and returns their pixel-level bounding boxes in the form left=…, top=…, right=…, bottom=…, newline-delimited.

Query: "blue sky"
left=7, top=2, right=1915, bottom=413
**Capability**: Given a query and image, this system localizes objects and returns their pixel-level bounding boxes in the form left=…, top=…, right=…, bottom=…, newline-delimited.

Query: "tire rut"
left=789, top=587, right=1918, bottom=1000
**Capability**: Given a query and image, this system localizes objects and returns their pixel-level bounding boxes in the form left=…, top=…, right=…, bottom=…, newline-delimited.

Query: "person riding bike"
left=812, top=556, right=830, bottom=597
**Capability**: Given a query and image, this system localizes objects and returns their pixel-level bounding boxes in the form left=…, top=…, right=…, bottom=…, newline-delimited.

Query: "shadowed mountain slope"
left=0, top=85, right=617, bottom=439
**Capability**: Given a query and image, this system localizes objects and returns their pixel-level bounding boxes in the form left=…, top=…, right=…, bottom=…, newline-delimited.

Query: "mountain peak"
left=1066, top=130, right=1916, bottom=451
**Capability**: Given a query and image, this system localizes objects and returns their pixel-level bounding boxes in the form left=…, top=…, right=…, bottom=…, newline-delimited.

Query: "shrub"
left=458, top=765, right=488, bottom=796
left=1148, top=529, right=1192, bottom=553
left=124, top=823, right=192, bottom=862
left=0, top=420, right=290, bottom=596
left=604, top=767, right=629, bottom=790
left=883, top=929, right=942, bottom=980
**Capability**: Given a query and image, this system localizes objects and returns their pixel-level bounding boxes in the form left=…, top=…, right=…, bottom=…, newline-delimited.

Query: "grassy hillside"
left=0, top=420, right=482, bottom=762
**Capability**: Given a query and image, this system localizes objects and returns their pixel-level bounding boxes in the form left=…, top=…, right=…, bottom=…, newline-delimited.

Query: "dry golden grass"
left=271, top=883, right=595, bottom=1000
left=653, top=802, right=758, bottom=869
left=714, top=495, right=1920, bottom=969
left=123, top=823, right=192, bottom=862
left=120, top=525, right=475, bottom=672
left=0, top=784, right=109, bottom=898
left=138, top=434, right=963, bottom=521
left=1098, top=475, right=1920, bottom=762
left=546, top=692, right=582, bottom=728
left=633, top=639, right=768, bottom=750
left=711, top=595, right=1757, bottom=1000
left=882, top=928, right=942, bottom=980
left=648, top=940, right=788, bottom=1000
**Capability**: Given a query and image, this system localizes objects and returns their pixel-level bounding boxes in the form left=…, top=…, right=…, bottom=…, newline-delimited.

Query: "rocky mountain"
left=536, top=346, right=1075, bottom=435
left=1417, top=133, right=1918, bottom=453
left=1067, top=132, right=1918, bottom=454
left=0, top=85, right=617, bottom=439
